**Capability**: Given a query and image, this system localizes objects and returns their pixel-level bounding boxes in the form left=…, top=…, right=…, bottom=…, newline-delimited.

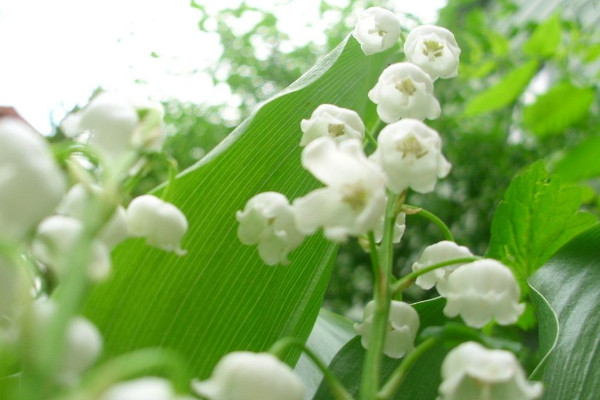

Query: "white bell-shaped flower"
left=100, top=377, right=194, bottom=400
left=352, top=7, right=401, bottom=55
left=354, top=300, right=419, bottom=359
left=0, top=119, right=66, bottom=240
left=192, top=352, right=305, bottom=400
left=412, top=241, right=473, bottom=296
left=368, top=62, right=440, bottom=123
left=236, top=192, right=304, bottom=266
left=56, top=184, right=128, bottom=249
left=404, top=25, right=461, bottom=81
left=300, top=104, right=365, bottom=146
left=439, top=342, right=543, bottom=400
left=31, top=215, right=112, bottom=282
left=293, top=137, right=387, bottom=242
left=126, top=195, right=188, bottom=255
left=443, top=259, right=525, bottom=328
left=369, top=119, right=450, bottom=194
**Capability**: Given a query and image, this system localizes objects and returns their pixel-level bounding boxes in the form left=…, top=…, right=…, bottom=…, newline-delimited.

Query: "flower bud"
left=443, top=259, right=525, bottom=328
left=354, top=300, right=419, bottom=359
left=300, top=104, right=364, bottom=146
left=100, top=377, right=193, bottom=400
left=412, top=241, right=473, bottom=296
left=352, top=7, right=401, bottom=55
left=439, top=342, right=543, bottom=400
left=368, top=62, right=440, bottom=123
left=369, top=119, right=450, bottom=194
left=126, top=195, right=188, bottom=255
left=236, top=192, right=304, bottom=265
left=404, top=25, right=461, bottom=81
left=192, top=352, right=305, bottom=400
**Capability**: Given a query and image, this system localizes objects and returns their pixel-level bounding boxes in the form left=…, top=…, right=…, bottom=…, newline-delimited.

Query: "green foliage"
left=554, top=136, right=600, bottom=182
left=487, top=162, right=596, bottom=291
left=523, top=14, right=562, bottom=58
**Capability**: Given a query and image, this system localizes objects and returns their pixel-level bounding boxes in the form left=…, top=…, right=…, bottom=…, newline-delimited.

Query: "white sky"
left=0, top=0, right=446, bottom=133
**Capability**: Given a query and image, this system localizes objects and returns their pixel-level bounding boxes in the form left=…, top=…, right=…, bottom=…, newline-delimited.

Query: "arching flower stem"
left=403, top=204, right=454, bottom=241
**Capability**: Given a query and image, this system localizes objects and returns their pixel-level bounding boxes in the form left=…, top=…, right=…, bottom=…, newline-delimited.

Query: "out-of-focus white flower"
left=352, top=7, right=401, bottom=55
left=192, top=352, right=305, bottom=400
left=126, top=195, right=188, bottom=255
left=443, top=259, right=525, bottom=328
left=293, top=137, right=387, bottom=242
left=300, top=104, right=365, bottom=146
left=56, top=184, right=128, bottom=249
left=0, top=119, right=66, bottom=240
left=31, top=215, right=112, bottom=282
left=61, top=92, right=165, bottom=161
left=0, top=256, right=29, bottom=323
left=439, top=341, right=543, bottom=400
left=236, top=192, right=304, bottom=266
left=368, top=62, right=440, bottom=123
left=369, top=119, right=450, bottom=194
left=404, top=25, right=461, bottom=81
left=412, top=241, right=473, bottom=296
left=354, top=300, right=419, bottom=359
left=100, top=377, right=194, bottom=400
left=360, top=213, right=406, bottom=252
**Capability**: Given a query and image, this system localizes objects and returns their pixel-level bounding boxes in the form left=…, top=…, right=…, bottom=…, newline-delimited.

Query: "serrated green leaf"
left=529, top=223, right=600, bottom=398
left=82, top=36, right=392, bottom=378
left=487, top=161, right=597, bottom=291
left=553, top=136, right=600, bottom=182
left=464, top=60, right=539, bottom=116
left=523, top=14, right=562, bottom=58
left=523, top=82, right=594, bottom=136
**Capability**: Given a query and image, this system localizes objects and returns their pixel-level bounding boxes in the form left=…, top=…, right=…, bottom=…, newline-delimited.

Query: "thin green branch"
left=403, top=204, right=454, bottom=242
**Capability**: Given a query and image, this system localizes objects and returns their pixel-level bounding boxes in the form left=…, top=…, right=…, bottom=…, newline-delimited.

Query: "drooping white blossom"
left=0, top=118, right=66, bottom=240
left=126, top=195, right=188, bottom=255
left=100, top=377, right=194, bottom=400
left=412, top=241, right=473, bottom=296
left=192, top=352, right=305, bottom=400
left=368, top=62, right=440, bottom=123
left=61, top=92, right=165, bottom=161
left=236, top=192, right=304, bottom=266
left=31, top=215, right=112, bottom=282
left=352, top=7, right=401, bottom=55
left=439, top=342, right=543, bottom=400
left=369, top=119, right=451, bottom=194
left=443, top=259, right=525, bottom=328
left=404, top=25, right=461, bottom=81
left=293, top=137, right=387, bottom=242
left=354, top=300, right=419, bottom=359
left=300, top=104, right=365, bottom=146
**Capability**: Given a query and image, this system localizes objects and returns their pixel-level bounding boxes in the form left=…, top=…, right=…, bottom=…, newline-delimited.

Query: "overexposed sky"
left=0, top=0, right=446, bottom=133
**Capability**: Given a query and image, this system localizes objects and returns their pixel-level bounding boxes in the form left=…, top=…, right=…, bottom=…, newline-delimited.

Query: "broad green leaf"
left=464, top=60, right=539, bottom=116
left=83, top=36, right=392, bottom=377
left=487, top=161, right=596, bottom=291
left=523, top=82, right=594, bottom=136
left=553, top=136, right=600, bottom=182
left=529, top=223, right=600, bottom=399
left=523, top=14, right=562, bottom=58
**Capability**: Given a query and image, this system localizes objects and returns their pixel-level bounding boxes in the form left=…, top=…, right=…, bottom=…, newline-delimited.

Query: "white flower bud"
left=126, top=195, right=188, bottom=255
left=0, top=119, right=66, bottom=240
left=412, top=241, right=473, bottom=296
left=300, top=104, right=365, bottom=146
left=443, top=259, right=525, bottom=328
left=293, top=137, right=387, bottom=242
left=236, top=192, right=304, bottom=266
left=404, top=25, right=461, bottom=81
left=352, top=7, right=401, bottom=55
left=368, top=62, right=440, bottom=123
left=100, top=377, right=193, bottom=400
left=31, top=215, right=112, bottom=282
left=369, top=119, right=450, bottom=194
left=354, top=300, right=419, bottom=359
left=439, top=342, right=543, bottom=400
left=192, top=352, right=305, bottom=400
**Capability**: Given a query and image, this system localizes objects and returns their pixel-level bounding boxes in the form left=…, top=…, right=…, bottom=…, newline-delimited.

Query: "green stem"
left=377, top=337, right=438, bottom=399
left=391, top=256, right=482, bottom=294
left=160, top=156, right=179, bottom=203
left=403, top=204, right=454, bottom=242
left=363, top=119, right=383, bottom=149
left=269, top=338, right=353, bottom=400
